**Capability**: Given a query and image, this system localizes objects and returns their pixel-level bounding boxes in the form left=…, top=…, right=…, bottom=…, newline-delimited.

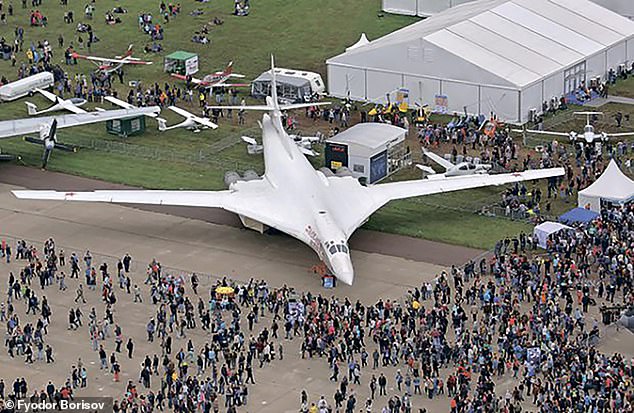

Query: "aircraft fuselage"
left=235, top=109, right=355, bottom=284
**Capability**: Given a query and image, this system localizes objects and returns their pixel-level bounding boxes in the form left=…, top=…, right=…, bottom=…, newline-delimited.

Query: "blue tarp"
left=559, top=208, right=599, bottom=224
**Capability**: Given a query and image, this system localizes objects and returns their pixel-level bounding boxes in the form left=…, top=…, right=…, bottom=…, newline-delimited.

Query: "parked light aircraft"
left=72, top=45, right=152, bottom=74
left=417, top=148, right=492, bottom=178
left=12, top=57, right=564, bottom=286
left=26, top=88, right=87, bottom=115
left=157, top=106, right=217, bottom=132
left=105, top=96, right=215, bottom=131
left=0, top=106, right=159, bottom=161
left=513, top=112, right=634, bottom=144
left=171, top=62, right=249, bottom=90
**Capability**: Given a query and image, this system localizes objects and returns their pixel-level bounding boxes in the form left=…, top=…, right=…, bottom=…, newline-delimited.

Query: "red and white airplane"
left=72, top=45, right=152, bottom=74
left=171, top=61, right=249, bottom=90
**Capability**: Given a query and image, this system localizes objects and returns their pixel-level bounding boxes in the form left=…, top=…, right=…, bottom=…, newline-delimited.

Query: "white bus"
left=0, top=72, right=54, bottom=102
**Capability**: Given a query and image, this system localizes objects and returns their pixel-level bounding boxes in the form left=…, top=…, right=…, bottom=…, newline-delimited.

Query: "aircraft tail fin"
left=157, top=118, right=168, bottom=131
left=269, top=55, right=280, bottom=113
left=225, top=61, right=233, bottom=75
left=26, top=102, right=38, bottom=116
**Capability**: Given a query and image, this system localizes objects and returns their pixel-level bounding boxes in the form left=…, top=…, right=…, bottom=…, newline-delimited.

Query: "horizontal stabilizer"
left=241, top=136, right=258, bottom=145
left=25, top=102, right=38, bottom=116
left=415, top=164, right=436, bottom=175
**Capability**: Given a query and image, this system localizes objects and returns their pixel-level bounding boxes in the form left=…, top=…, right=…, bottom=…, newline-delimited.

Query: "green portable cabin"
left=106, top=116, right=146, bottom=138
left=164, top=51, right=199, bottom=76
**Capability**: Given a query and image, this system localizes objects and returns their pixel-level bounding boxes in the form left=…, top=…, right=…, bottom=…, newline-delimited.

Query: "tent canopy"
left=578, top=159, right=634, bottom=212
left=330, top=0, right=634, bottom=88
left=165, top=51, right=197, bottom=60
left=559, top=207, right=599, bottom=225
left=533, top=221, right=572, bottom=249
left=346, top=33, right=370, bottom=52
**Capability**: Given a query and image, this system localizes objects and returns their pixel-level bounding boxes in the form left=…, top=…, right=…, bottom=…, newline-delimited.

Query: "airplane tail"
left=157, top=118, right=168, bottom=131
left=268, top=55, right=281, bottom=112
left=124, top=44, right=134, bottom=57
left=224, top=61, right=233, bottom=75
left=26, top=102, right=38, bottom=116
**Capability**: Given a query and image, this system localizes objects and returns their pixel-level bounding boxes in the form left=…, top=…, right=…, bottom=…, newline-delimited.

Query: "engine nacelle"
left=319, top=167, right=335, bottom=177
left=224, top=171, right=241, bottom=188
left=242, top=170, right=260, bottom=181
left=335, top=166, right=353, bottom=177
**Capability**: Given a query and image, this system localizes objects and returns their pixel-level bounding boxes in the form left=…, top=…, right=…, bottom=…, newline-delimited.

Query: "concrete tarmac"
left=0, top=179, right=450, bottom=412
left=0, top=176, right=632, bottom=413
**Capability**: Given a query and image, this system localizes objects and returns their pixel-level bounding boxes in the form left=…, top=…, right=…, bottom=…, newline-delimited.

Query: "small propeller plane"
left=512, top=112, right=634, bottom=144
left=171, top=61, right=249, bottom=90
left=417, top=148, right=492, bottom=178
left=72, top=45, right=152, bottom=74
left=157, top=106, right=218, bottom=132
left=26, top=88, right=87, bottom=115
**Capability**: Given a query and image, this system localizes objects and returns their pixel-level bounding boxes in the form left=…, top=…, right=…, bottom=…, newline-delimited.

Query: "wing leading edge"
left=329, top=167, right=565, bottom=238
left=12, top=190, right=231, bottom=208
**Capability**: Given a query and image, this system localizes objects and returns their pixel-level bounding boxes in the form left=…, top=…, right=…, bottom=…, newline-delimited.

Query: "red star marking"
left=64, top=192, right=76, bottom=197
left=512, top=173, right=522, bottom=177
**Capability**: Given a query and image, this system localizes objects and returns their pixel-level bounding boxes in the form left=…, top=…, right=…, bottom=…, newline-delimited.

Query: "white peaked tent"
left=329, top=0, right=634, bottom=123
left=346, top=33, right=370, bottom=52
left=533, top=222, right=572, bottom=249
left=578, top=159, right=634, bottom=212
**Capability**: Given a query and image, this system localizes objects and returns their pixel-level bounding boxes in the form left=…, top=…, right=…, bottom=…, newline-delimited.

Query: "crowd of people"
left=0, top=192, right=632, bottom=412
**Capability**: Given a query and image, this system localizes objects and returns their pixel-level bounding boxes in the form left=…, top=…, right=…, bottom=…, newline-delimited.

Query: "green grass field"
left=0, top=0, right=606, bottom=250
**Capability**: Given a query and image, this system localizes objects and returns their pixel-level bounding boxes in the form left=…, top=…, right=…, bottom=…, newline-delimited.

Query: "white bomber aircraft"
left=13, top=57, right=564, bottom=285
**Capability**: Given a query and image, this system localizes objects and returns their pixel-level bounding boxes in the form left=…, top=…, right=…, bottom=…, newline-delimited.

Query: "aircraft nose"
left=331, top=254, right=354, bottom=286
left=336, top=270, right=354, bottom=286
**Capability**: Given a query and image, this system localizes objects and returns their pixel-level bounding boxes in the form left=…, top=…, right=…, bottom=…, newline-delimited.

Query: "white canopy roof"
left=327, top=123, right=406, bottom=150
left=533, top=221, right=572, bottom=249
left=329, top=0, right=634, bottom=87
left=346, top=33, right=370, bottom=52
left=579, top=159, right=634, bottom=202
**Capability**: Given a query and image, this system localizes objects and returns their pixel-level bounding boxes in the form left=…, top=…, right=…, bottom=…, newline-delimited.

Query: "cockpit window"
left=325, top=241, right=349, bottom=255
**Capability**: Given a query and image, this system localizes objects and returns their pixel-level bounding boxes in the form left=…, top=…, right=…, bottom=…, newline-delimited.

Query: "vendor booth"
left=163, top=51, right=199, bottom=76
left=578, top=159, right=634, bottom=212
left=533, top=221, right=572, bottom=249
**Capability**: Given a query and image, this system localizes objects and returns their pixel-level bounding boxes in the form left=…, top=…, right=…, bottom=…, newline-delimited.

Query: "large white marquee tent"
left=383, top=0, right=634, bottom=18
left=327, top=0, right=634, bottom=123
